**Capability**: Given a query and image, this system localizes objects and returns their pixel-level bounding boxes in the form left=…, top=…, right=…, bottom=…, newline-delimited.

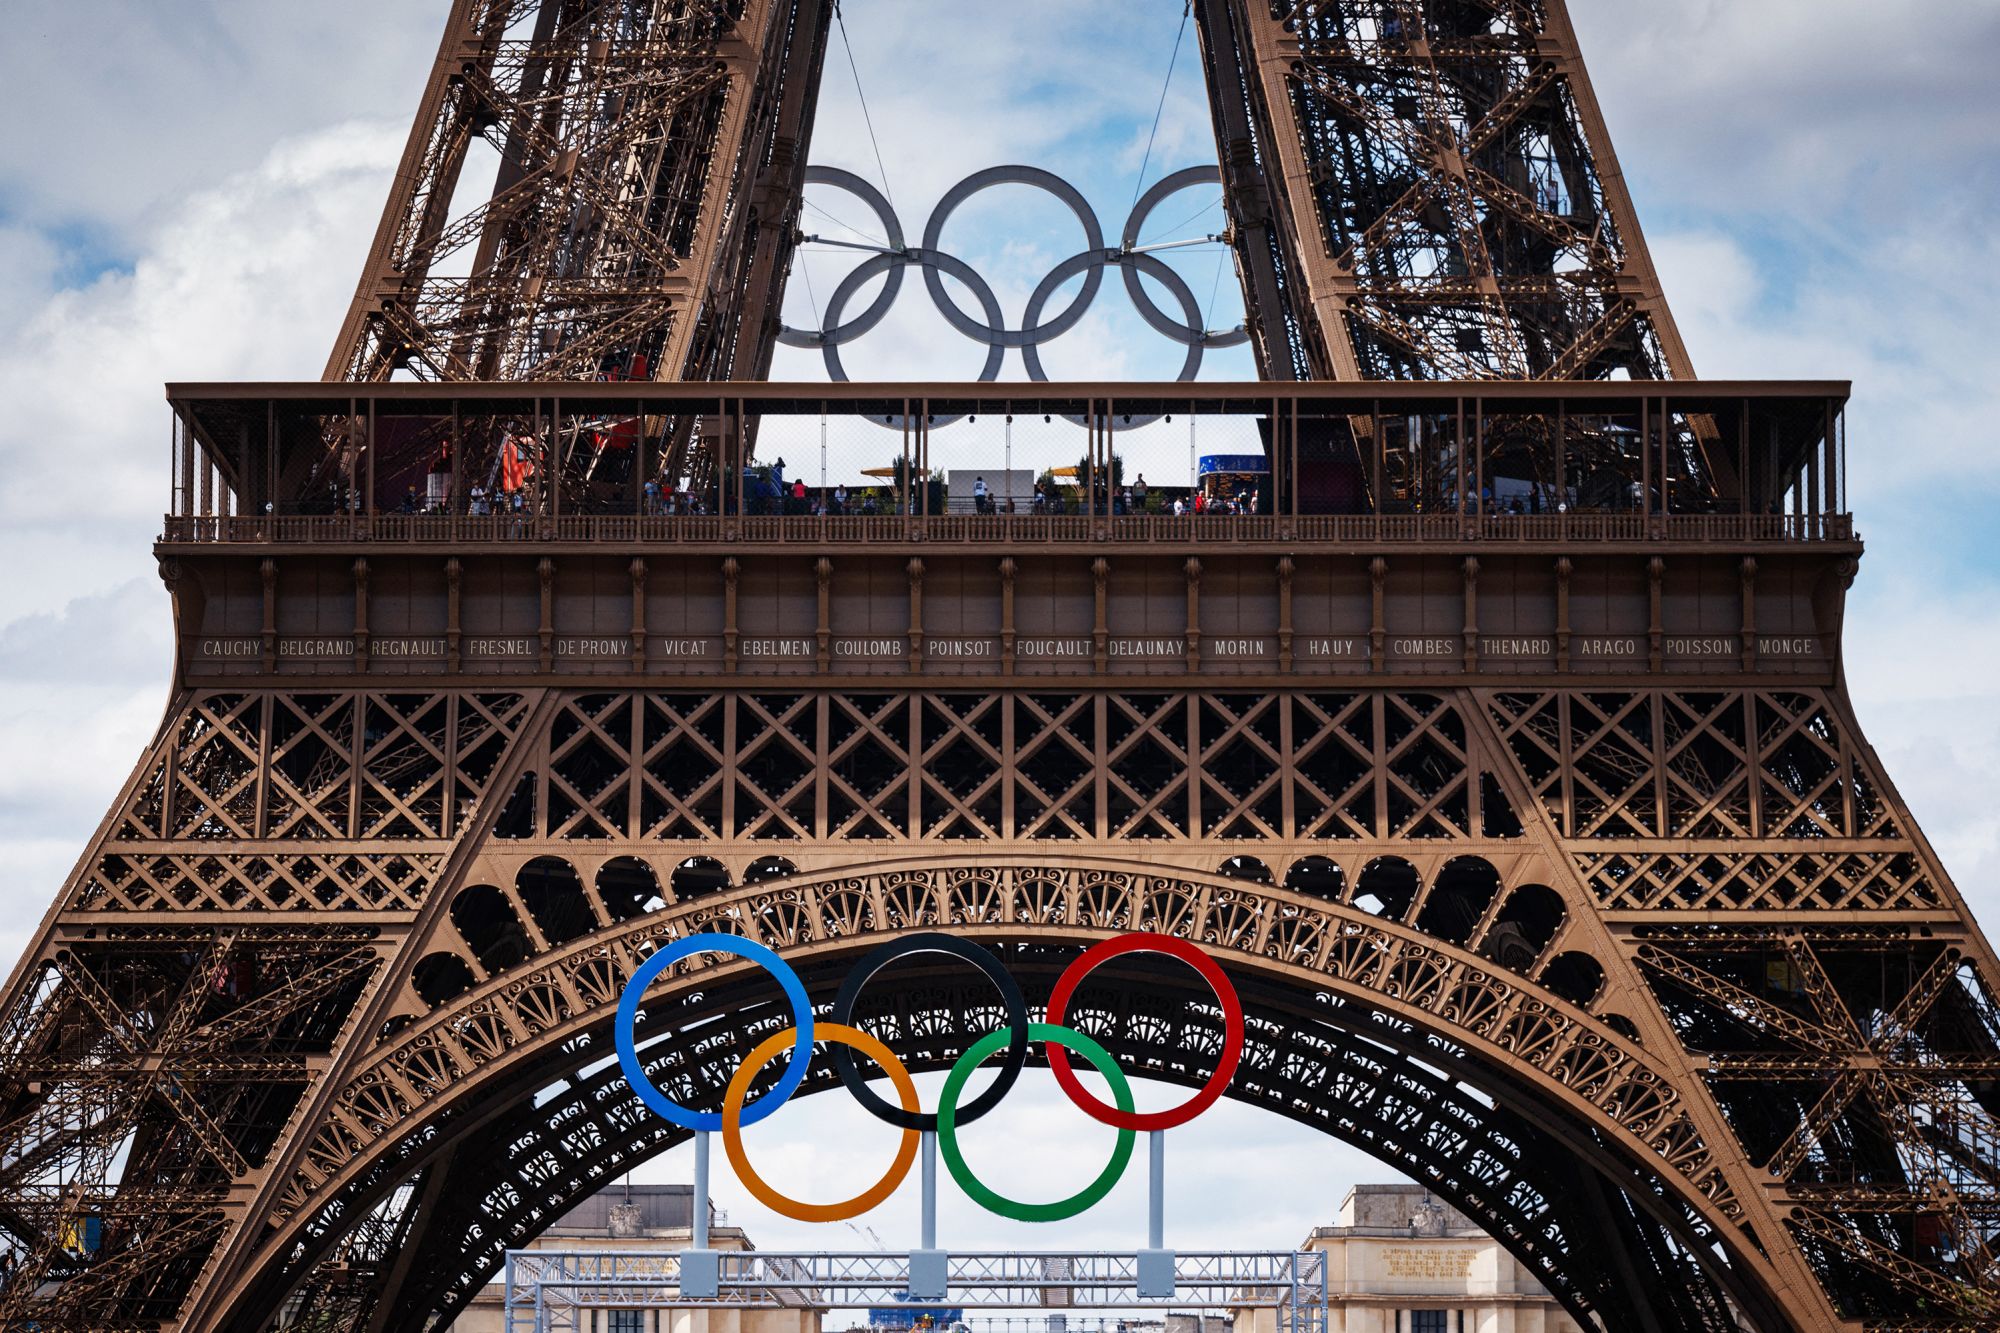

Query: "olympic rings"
left=779, top=163, right=1248, bottom=396
left=614, top=929, right=1243, bottom=1221
left=723, top=1022, right=921, bottom=1222
left=615, top=934, right=814, bottom=1132
left=1045, top=933, right=1245, bottom=1132
left=828, top=933, right=1029, bottom=1132
left=938, top=1022, right=1136, bottom=1223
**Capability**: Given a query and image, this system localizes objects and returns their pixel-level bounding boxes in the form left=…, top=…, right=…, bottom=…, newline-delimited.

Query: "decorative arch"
left=224, top=858, right=1790, bottom=1333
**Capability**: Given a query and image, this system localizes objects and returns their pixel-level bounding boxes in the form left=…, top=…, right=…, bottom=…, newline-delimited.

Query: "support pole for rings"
left=1139, top=1128, right=1173, bottom=1298
left=911, top=1130, right=946, bottom=1298
left=684, top=1129, right=719, bottom=1298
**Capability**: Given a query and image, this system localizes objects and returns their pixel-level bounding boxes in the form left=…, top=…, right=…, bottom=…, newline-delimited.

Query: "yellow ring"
left=721, top=1022, right=920, bottom=1221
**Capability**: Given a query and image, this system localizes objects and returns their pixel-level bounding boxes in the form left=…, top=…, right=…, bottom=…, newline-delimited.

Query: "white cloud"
left=0, top=122, right=407, bottom=621
left=0, top=578, right=176, bottom=965
left=1570, top=0, right=2000, bottom=222
left=0, top=226, right=60, bottom=317
left=0, top=1, right=448, bottom=245
left=0, top=120, right=407, bottom=960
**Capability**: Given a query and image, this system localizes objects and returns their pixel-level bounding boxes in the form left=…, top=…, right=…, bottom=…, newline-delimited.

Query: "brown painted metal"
left=1195, top=0, right=1695, bottom=381
left=2, top=2, right=1998, bottom=1331
left=324, top=0, right=829, bottom=384
left=329, top=0, right=1687, bottom=392
left=15, top=387, right=2000, bottom=1332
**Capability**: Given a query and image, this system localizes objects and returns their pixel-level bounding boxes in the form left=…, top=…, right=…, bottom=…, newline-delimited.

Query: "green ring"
left=937, top=1021, right=1136, bottom=1222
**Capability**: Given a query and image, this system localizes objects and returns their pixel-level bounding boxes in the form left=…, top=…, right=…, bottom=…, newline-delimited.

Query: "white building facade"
left=454, top=1183, right=1581, bottom=1333
left=1239, top=1185, right=1583, bottom=1333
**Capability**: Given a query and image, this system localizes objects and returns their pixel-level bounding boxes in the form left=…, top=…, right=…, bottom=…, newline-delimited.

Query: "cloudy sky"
left=1, top=0, right=1997, bottom=1256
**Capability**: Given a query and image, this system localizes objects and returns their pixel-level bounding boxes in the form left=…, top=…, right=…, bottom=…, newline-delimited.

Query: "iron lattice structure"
left=326, top=0, right=829, bottom=385
left=1196, top=0, right=1693, bottom=381
left=325, top=0, right=1685, bottom=388
left=0, top=4, right=1996, bottom=1333
left=500, top=1247, right=1328, bottom=1332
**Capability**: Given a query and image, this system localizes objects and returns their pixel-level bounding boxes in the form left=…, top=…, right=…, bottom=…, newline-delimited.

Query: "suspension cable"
left=835, top=0, right=896, bottom=212
left=1130, top=0, right=1194, bottom=211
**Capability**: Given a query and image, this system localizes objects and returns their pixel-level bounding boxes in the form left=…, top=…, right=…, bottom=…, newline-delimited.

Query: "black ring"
left=827, top=932, right=1029, bottom=1131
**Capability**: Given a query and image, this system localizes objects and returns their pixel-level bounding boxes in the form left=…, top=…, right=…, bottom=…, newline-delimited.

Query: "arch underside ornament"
left=252, top=939, right=1760, bottom=1333
left=9, top=683, right=2000, bottom=1331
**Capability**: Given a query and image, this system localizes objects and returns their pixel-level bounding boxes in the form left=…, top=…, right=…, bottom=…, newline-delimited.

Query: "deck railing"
left=160, top=511, right=1855, bottom=547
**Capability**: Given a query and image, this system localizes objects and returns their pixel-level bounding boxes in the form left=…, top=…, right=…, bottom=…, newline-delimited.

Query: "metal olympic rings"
left=778, top=164, right=1249, bottom=398
left=828, top=933, right=1030, bottom=1132
left=939, top=1022, right=1136, bottom=1223
left=1046, top=933, right=1245, bottom=1132
left=614, top=934, right=814, bottom=1132
left=614, top=929, right=1244, bottom=1223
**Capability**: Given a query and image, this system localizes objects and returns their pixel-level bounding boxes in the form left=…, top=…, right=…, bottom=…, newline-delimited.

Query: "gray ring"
left=919, top=165, right=1107, bottom=346
left=778, top=163, right=1244, bottom=429
left=1022, top=250, right=1205, bottom=385
left=777, top=166, right=908, bottom=349
left=823, top=248, right=1004, bottom=421
left=1119, top=165, right=1250, bottom=350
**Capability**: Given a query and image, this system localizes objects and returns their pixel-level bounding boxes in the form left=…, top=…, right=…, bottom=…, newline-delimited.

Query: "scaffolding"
left=502, top=1250, right=1329, bottom=1333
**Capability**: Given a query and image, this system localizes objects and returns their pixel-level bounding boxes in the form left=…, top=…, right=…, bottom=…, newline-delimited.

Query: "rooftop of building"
left=1303, top=1184, right=1487, bottom=1241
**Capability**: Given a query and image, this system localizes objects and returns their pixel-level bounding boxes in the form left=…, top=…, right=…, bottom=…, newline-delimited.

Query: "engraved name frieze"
left=1300, top=637, right=1370, bottom=659
left=832, top=637, right=907, bottom=658
left=928, top=637, right=999, bottom=659
left=462, top=637, right=537, bottom=657
left=1481, top=637, right=1553, bottom=658
left=1205, top=638, right=1274, bottom=657
left=1665, top=636, right=1740, bottom=657
left=372, top=638, right=449, bottom=658
left=1572, top=636, right=1644, bottom=658
left=1107, top=637, right=1186, bottom=658
left=553, top=637, right=632, bottom=658
left=1017, top=637, right=1094, bottom=658
left=278, top=637, right=357, bottom=658
left=738, top=637, right=815, bottom=658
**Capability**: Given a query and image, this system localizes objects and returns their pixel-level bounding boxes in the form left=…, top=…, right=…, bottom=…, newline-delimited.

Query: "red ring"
left=1044, top=932, right=1244, bottom=1131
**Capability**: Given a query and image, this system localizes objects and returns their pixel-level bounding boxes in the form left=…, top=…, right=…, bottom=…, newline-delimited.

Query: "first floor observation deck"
left=156, top=381, right=1857, bottom=686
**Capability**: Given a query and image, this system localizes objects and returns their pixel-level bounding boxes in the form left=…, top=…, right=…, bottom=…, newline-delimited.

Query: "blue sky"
left=0, top=0, right=1996, bottom=1257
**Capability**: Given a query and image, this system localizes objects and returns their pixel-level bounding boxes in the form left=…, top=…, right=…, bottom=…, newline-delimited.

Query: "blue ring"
left=615, top=933, right=815, bottom=1131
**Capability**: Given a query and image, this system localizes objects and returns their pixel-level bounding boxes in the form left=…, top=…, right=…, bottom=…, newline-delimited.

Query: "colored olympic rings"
left=778, top=163, right=1249, bottom=404
left=614, top=929, right=1244, bottom=1222
left=939, top=1022, right=1135, bottom=1222
left=828, top=932, right=1030, bottom=1132
left=1046, top=933, right=1246, bottom=1131
left=724, top=1022, right=922, bottom=1222
left=615, top=934, right=814, bottom=1132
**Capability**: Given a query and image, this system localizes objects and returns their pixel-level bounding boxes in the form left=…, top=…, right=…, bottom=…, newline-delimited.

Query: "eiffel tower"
left=3, top=2, right=1997, bottom=1330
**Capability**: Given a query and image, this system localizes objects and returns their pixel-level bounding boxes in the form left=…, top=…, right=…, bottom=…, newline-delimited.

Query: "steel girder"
left=250, top=963, right=1759, bottom=1332
left=328, top=0, right=1687, bottom=391
left=5, top=682, right=2000, bottom=1328
left=324, top=0, right=830, bottom=385
left=1192, top=0, right=1694, bottom=382
left=3, top=2, right=1995, bottom=1331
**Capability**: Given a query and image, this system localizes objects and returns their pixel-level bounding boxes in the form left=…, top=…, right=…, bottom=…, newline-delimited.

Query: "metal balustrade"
left=160, top=511, right=1854, bottom=548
